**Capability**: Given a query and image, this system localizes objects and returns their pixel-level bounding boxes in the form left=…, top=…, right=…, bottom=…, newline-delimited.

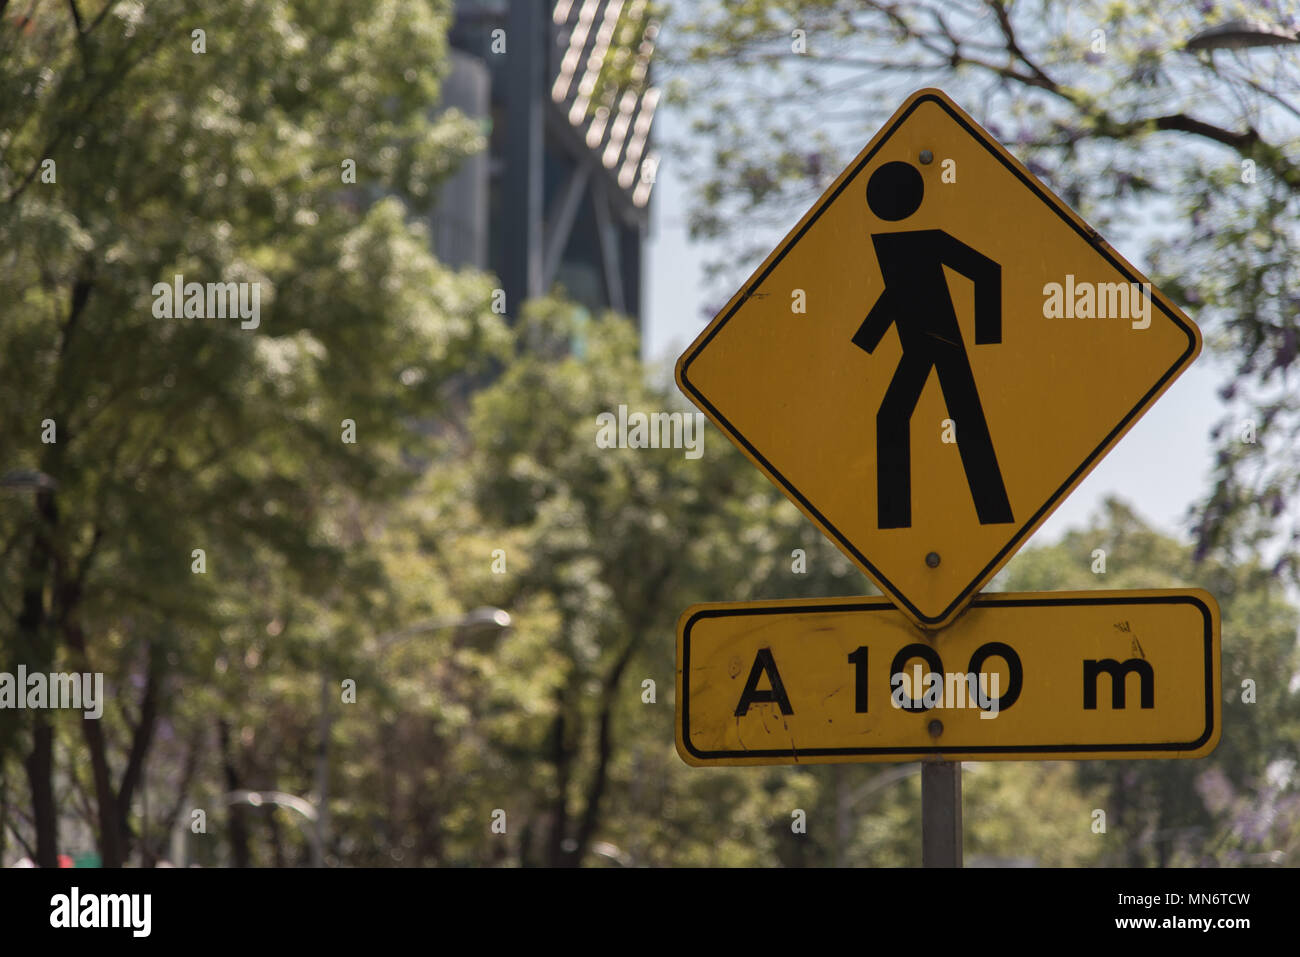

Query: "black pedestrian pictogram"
left=852, top=160, right=1014, bottom=530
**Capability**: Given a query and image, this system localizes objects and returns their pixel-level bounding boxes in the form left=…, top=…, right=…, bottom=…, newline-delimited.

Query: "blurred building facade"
left=434, top=0, right=660, bottom=330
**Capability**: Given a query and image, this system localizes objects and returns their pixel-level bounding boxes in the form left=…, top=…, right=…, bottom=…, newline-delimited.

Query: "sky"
left=642, top=102, right=1230, bottom=549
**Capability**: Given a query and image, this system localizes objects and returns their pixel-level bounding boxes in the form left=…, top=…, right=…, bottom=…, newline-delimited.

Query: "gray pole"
left=501, top=0, right=545, bottom=315
left=921, top=761, right=962, bottom=867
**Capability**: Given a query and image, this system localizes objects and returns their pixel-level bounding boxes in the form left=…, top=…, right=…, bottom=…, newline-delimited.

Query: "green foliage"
left=0, top=0, right=502, bottom=867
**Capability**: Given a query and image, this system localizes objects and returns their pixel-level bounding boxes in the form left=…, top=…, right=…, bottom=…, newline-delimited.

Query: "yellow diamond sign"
left=676, top=89, right=1201, bottom=628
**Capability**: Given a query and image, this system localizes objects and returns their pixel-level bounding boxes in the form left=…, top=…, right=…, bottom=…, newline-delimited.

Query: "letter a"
left=50, top=894, right=70, bottom=928
left=1042, top=282, right=1063, bottom=318
left=734, top=648, right=794, bottom=716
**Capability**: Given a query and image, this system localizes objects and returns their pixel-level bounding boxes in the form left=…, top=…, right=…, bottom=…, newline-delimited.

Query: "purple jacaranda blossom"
left=1195, top=766, right=1234, bottom=815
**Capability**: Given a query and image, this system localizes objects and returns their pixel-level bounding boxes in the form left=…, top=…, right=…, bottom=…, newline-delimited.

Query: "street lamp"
left=376, top=606, right=512, bottom=646
left=1185, top=18, right=1300, bottom=51
left=213, top=790, right=321, bottom=867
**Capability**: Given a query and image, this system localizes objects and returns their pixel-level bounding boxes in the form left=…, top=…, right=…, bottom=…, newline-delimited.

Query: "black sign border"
left=676, top=92, right=1200, bottom=627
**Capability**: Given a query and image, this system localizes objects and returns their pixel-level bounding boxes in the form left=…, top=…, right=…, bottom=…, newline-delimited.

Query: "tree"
left=0, top=0, right=502, bottom=866
left=461, top=299, right=787, bottom=864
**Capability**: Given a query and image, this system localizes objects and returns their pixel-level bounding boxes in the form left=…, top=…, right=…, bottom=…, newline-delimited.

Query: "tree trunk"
left=11, top=271, right=95, bottom=867
left=217, top=719, right=251, bottom=867
left=153, top=731, right=201, bottom=866
left=17, top=489, right=58, bottom=867
left=571, top=638, right=638, bottom=865
left=23, top=715, right=58, bottom=867
left=60, top=617, right=124, bottom=867
left=116, top=646, right=161, bottom=862
left=545, top=696, right=571, bottom=867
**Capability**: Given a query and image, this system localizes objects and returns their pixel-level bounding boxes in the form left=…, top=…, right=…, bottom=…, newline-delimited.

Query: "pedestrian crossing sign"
left=675, top=88, right=1201, bottom=629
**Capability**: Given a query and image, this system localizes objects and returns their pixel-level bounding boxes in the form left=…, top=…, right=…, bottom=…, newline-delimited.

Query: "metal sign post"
left=922, top=762, right=962, bottom=867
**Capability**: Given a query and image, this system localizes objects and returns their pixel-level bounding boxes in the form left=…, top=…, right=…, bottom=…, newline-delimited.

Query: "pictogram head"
left=867, top=161, right=923, bottom=221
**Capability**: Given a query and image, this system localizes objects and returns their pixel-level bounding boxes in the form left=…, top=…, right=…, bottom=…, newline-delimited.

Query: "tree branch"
left=988, top=0, right=1059, bottom=92
left=155, top=731, right=202, bottom=847
left=571, top=635, right=639, bottom=862
left=5, top=820, right=36, bottom=861
left=117, top=645, right=161, bottom=842
left=1152, top=113, right=1259, bottom=152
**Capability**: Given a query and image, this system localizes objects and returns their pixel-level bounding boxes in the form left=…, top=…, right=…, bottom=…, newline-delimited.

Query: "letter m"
left=1098, top=282, right=1128, bottom=319
left=1083, top=658, right=1154, bottom=709
left=52, top=673, right=80, bottom=710
left=102, top=894, right=130, bottom=927
left=207, top=282, right=239, bottom=319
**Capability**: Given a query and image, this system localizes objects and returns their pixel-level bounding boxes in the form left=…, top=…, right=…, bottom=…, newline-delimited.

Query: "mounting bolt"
left=925, top=551, right=941, bottom=568
left=919, top=149, right=934, bottom=165
left=928, top=719, right=944, bottom=738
